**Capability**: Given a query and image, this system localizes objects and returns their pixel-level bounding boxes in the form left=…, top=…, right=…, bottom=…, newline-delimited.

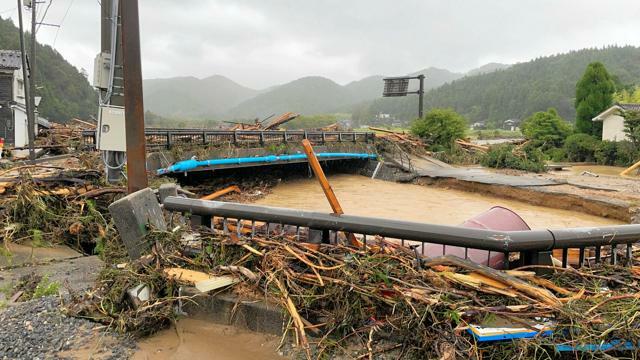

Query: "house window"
left=16, top=79, right=25, bottom=99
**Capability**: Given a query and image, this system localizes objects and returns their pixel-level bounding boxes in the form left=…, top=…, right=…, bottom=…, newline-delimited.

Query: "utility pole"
left=16, top=0, right=35, bottom=162
left=120, top=0, right=148, bottom=193
left=28, top=0, right=36, bottom=161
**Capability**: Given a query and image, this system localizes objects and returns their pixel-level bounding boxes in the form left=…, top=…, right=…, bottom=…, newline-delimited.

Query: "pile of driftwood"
left=0, top=163, right=124, bottom=252
left=227, top=112, right=300, bottom=131
left=369, top=127, right=425, bottom=147
left=66, top=222, right=640, bottom=359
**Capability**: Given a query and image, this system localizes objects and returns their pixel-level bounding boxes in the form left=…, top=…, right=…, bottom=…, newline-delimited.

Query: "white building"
left=0, top=50, right=37, bottom=147
left=592, top=103, right=640, bottom=141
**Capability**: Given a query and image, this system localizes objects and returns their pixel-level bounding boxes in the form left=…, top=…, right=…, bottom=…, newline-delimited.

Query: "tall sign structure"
left=382, top=74, right=425, bottom=119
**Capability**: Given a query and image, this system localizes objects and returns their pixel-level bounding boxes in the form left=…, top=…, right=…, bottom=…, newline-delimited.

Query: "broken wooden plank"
left=195, top=276, right=239, bottom=293
left=200, top=185, right=241, bottom=201
left=163, top=267, right=212, bottom=284
left=424, top=255, right=561, bottom=306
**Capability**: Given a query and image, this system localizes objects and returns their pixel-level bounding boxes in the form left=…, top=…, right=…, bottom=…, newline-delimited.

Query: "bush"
left=595, top=140, right=618, bottom=165
left=481, top=144, right=546, bottom=172
left=520, top=108, right=573, bottom=149
left=410, top=108, right=467, bottom=147
left=545, top=147, right=567, bottom=162
left=563, top=133, right=599, bottom=162
left=615, top=141, right=639, bottom=166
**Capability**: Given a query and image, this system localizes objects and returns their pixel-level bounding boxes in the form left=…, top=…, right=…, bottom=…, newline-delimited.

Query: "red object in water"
left=422, top=206, right=531, bottom=268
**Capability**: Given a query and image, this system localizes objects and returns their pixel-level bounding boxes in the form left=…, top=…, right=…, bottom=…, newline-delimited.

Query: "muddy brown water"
left=135, top=174, right=620, bottom=358
left=255, top=174, right=620, bottom=228
left=133, top=318, right=284, bottom=360
left=567, top=165, right=628, bottom=177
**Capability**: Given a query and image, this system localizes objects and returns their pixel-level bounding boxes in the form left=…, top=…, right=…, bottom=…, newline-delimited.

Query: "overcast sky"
left=1, top=0, right=640, bottom=89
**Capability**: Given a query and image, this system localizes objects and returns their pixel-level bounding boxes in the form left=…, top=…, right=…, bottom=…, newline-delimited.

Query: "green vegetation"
left=354, top=46, right=640, bottom=127
left=575, top=62, right=615, bottom=136
left=144, top=111, right=219, bottom=128
left=480, top=144, right=545, bottom=172
left=622, top=110, right=640, bottom=148
left=563, top=133, right=599, bottom=162
left=31, top=275, right=60, bottom=298
left=520, top=108, right=572, bottom=149
left=0, top=16, right=97, bottom=122
left=470, top=129, right=522, bottom=140
left=614, top=85, right=640, bottom=103
left=410, top=108, right=467, bottom=148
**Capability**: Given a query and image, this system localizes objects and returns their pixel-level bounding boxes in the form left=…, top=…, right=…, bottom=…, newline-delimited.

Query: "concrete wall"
left=601, top=114, right=628, bottom=142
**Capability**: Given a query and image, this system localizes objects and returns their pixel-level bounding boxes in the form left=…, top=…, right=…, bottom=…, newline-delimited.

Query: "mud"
left=133, top=318, right=283, bottom=360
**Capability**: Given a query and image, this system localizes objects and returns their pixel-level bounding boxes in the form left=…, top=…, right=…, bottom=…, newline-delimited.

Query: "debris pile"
left=0, top=162, right=124, bottom=252
left=66, top=225, right=640, bottom=358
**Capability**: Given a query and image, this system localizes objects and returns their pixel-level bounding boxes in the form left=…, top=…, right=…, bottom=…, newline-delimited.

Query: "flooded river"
left=255, top=174, right=620, bottom=228
left=135, top=174, right=620, bottom=358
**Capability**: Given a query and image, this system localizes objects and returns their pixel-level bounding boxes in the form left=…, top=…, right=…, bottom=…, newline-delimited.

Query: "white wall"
left=12, top=69, right=25, bottom=106
left=13, top=106, right=28, bottom=147
left=601, top=114, right=628, bottom=142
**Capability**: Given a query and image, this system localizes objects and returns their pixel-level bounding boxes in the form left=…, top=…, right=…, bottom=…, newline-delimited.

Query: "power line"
left=36, top=0, right=53, bottom=33
left=52, top=0, right=74, bottom=48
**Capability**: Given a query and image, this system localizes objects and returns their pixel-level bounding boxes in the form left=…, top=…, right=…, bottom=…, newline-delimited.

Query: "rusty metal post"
left=121, top=0, right=148, bottom=193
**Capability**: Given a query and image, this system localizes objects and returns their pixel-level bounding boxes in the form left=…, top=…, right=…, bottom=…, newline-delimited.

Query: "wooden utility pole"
left=120, top=0, right=148, bottom=193
left=301, top=139, right=361, bottom=247
left=28, top=0, right=36, bottom=161
left=16, top=0, right=35, bottom=162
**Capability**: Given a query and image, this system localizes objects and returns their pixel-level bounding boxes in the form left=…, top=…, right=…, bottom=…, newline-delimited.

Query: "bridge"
left=82, top=128, right=378, bottom=175
left=81, top=128, right=375, bottom=150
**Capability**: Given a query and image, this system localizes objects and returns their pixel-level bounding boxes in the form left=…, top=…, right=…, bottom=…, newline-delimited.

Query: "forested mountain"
left=224, top=67, right=466, bottom=120
left=0, top=16, right=97, bottom=122
left=353, top=46, right=640, bottom=127
left=143, top=75, right=259, bottom=118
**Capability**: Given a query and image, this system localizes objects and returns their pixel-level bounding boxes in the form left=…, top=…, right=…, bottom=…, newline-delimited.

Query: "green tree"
left=575, top=62, right=615, bottom=137
left=622, top=110, right=640, bottom=149
left=520, top=108, right=572, bottom=148
left=563, top=133, right=599, bottom=162
left=410, top=108, right=467, bottom=147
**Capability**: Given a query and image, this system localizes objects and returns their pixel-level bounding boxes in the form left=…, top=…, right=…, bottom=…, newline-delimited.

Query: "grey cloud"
left=1, top=0, right=639, bottom=89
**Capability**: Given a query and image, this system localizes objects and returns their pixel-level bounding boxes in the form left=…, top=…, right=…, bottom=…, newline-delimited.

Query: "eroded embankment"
left=415, top=176, right=633, bottom=223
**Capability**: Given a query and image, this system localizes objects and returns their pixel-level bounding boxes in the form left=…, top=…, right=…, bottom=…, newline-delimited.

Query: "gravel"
left=0, top=296, right=136, bottom=360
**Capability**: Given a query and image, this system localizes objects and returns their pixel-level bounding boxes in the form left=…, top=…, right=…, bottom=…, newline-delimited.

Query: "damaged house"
left=0, top=50, right=37, bottom=147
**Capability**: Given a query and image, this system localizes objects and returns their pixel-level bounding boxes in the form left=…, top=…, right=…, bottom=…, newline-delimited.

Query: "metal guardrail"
left=163, top=197, right=640, bottom=269
left=81, top=129, right=374, bottom=150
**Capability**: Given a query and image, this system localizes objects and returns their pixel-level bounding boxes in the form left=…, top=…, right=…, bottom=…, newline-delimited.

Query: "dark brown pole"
left=120, top=0, right=148, bottom=193
left=28, top=0, right=36, bottom=161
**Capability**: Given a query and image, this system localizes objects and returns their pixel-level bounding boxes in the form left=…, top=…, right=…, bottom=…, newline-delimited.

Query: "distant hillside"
left=466, top=62, right=510, bottom=76
left=226, top=67, right=465, bottom=120
left=355, top=47, right=640, bottom=127
left=0, top=16, right=97, bottom=122
left=143, top=75, right=259, bottom=118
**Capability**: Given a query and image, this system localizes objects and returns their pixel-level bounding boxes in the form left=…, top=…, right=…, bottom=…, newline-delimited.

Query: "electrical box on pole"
left=93, top=52, right=112, bottom=90
left=97, top=105, right=126, bottom=152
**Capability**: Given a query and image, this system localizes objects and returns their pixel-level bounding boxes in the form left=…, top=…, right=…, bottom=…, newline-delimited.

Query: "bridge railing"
left=163, top=197, right=640, bottom=270
left=81, top=129, right=374, bottom=150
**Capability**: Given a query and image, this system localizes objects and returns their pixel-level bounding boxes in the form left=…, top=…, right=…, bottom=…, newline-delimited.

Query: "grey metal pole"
left=418, top=74, right=425, bottom=119
left=120, top=0, right=148, bottom=193
left=16, top=0, right=35, bottom=161
left=28, top=0, right=36, bottom=161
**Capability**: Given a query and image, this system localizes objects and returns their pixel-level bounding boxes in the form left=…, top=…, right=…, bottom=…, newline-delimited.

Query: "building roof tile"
left=0, top=50, right=22, bottom=70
